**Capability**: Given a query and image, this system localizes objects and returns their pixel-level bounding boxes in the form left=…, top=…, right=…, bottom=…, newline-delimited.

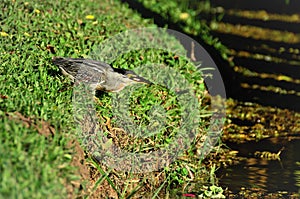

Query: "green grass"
left=0, top=0, right=225, bottom=198
left=0, top=115, right=74, bottom=198
left=0, top=0, right=152, bottom=198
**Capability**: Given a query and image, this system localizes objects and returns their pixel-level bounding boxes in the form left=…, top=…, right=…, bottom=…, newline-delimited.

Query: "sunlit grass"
left=0, top=0, right=152, bottom=197
left=0, top=0, right=224, bottom=198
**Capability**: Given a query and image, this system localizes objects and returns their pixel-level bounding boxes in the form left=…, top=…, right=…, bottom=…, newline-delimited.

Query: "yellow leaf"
left=24, top=32, right=31, bottom=37
left=85, top=15, right=95, bottom=20
left=277, top=75, right=292, bottom=82
left=179, top=12, right=189, bottom=20
left=0, top=31, right=9, bottom=37
left=34, top=9, right=40, bottom=14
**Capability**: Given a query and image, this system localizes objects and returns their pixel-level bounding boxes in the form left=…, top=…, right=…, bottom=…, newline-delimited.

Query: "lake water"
left=217, top=136, right=300, bottom=193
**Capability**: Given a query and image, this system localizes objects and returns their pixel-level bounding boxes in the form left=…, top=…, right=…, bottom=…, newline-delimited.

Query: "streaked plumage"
left=52, top=57, right=151, bottom=92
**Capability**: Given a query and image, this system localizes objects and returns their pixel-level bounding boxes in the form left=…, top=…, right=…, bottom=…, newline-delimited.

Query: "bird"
left=52, top=57, right=152, bottom=92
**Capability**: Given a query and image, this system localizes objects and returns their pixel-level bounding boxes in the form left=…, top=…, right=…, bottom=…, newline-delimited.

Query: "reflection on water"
left=217, top=136, right=300, bottom=193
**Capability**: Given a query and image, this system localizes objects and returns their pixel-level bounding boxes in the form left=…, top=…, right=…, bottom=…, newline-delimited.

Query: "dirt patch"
left=67, top=140, right=119, bottom=199
left=66, top=140, right=90, bottom=198
left=3, top=111, right=132, bottom=198
left=5, top=111, right=55, bottom=137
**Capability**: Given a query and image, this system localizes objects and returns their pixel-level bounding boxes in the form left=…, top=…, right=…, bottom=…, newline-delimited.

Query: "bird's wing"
left=52, top=57, right=113, bottom=82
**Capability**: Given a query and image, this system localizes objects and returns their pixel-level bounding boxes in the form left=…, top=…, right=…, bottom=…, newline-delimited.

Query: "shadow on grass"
left=212, top=14, right=300, bottom=33
left=122, top=0, right=300, bottom=111
left=210, top=0, right=300, bottom=15
left=210, top=32, right=300, bottom=61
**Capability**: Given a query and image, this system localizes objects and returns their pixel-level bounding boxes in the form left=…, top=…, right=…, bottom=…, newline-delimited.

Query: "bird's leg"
left=104, top=116, right=112, bottom=131
left=103, top=116, right=126, bottom=133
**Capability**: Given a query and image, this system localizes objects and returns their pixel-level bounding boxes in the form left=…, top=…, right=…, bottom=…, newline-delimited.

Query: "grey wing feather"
left=52, top=57, right=113, bottom=82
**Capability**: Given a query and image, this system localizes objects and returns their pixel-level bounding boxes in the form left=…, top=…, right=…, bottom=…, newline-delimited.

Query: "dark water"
left=121, top=0, right=300, bottom=194
left=208, top=1, right=300, bottom=193
left=217, top=136, right=300, bottom=193
left=208, top=0, right=300, bottom=112
left=211, top=0, right=300, bottom=14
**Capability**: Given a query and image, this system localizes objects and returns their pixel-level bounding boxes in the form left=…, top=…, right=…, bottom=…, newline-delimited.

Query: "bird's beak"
left=126, top=73, right=153, bottom=84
